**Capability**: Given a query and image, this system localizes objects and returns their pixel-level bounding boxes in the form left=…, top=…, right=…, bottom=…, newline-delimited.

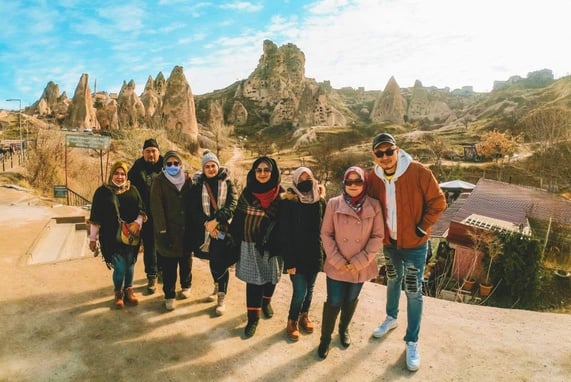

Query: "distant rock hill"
left=25, top=40, right=563, bottom=142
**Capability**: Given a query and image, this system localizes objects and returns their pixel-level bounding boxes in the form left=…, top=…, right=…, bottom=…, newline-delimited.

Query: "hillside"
left=1, top=177, right=570, bottom=381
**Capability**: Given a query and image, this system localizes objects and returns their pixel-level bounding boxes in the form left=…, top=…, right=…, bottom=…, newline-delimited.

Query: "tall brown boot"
left=123, top=287, right=139, bottom=306
left=114, top=290, right=125, bottom=309
left=299, top=312, right=315, bottom=333
left=286, top=319, right=300, bottom=341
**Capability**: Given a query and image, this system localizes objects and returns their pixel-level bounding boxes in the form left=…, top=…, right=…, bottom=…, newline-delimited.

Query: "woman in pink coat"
left=318, top=166, right=384, bottom=359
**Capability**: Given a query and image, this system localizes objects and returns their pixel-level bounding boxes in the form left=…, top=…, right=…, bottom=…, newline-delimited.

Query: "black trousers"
left=159, top=253, right=192, bottom=299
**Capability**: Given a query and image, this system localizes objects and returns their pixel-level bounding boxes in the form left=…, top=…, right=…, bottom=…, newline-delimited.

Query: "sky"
left=1, top=0, right=570, bottom=110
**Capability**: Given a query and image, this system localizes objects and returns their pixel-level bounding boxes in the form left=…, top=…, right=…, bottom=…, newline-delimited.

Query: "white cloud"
left=220, top=2, right=263, bottom=12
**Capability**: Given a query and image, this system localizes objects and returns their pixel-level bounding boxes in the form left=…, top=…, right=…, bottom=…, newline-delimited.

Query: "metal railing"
left=66, top=187, right=92, bottom=208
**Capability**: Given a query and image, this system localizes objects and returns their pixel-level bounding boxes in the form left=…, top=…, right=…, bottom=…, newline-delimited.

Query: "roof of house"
left=439, top=180, right=476, bottom=191
left=432, top=192, right=469, bottom=237
left=452, top=178, right=571, bottom=226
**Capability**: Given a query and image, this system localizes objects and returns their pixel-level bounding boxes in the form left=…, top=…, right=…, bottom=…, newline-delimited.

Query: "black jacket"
left=279, top=190, right=326, bottom=274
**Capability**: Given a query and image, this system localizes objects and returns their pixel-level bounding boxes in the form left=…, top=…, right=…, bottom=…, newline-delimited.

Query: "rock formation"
left=30, top=81, right=70, bottom=122
left=162, top=66, right=198, bottom=143
left=232, top=40, right=350, bottom=128
left=370, top=76, right=405, bottom=125
left=407, top=80, right=455, bottom=123
left=117, top=80, right=145, bottom=129
left=227, top=101, right=248, bottom=126
left=64, top=73, right=100, bottom=130
left=140, top=75, right=163, bottom=129
left=94, top=93, right=118, bottom=130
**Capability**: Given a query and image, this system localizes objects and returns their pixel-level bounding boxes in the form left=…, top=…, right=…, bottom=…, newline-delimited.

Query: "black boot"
left=318, top=302, right=340, bottom=359
left=245, top=310, right=260, bottom=338
left=339, top=299, right=359, bottom=348
left=261, top=297, right=274, bottom=318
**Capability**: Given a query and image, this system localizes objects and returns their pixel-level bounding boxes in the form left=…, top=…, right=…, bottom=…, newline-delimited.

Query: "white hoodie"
left=373, top=148, right=413, bottom=241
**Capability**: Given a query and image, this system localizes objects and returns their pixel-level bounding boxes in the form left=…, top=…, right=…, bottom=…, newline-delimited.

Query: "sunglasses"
left=255, top=168, right=272, bottom=174
left=374, top=148, right=396, bottom=158
left=166, top=161, right=180, bottom=167
left=344, top=179, right=364, bottom=186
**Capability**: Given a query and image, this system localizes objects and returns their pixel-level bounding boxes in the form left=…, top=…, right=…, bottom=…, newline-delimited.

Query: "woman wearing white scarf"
left=150, top=150, right=193, bottom=311
left=280, top=166, right=326, bottom=341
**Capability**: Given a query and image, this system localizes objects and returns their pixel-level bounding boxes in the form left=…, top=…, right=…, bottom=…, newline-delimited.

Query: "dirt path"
left=0, top=185, right=570, bottom=381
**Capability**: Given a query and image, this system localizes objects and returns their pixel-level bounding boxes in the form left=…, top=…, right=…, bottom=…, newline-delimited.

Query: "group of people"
left=87, top=133, right=446, bottom=372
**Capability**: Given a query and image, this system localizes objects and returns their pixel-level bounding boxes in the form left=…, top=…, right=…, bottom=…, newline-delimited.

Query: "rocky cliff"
left=197, top=40, right=352, bottom=132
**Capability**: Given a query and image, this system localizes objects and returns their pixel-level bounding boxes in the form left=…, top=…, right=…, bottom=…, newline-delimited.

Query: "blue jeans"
left=288, top=272, right=317, bottom=320
left=111, top=248, right=136, bottom=291
left=384, top=242, right=428, bottom=343
left=326, top=277, right=363, bottom=308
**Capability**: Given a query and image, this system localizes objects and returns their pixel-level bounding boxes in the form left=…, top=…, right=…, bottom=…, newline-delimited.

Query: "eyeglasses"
left=166, top=161, right=180, bottom=167
left=255, top=168, right=272, bottom=174
left=344, top=179, right=364, bottom=186
left=374, top=148, right=396, bottom=158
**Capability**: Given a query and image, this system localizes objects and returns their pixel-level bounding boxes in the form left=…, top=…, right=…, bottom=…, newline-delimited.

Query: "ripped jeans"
left=384, top=242, right=428, bottom=343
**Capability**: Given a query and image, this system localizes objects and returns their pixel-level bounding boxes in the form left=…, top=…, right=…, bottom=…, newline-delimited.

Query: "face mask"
left=165, top=166, right=181, bottom=176
left=296, top=180, right=313, bottom=193
left=112, top=179, right=126, bottom=188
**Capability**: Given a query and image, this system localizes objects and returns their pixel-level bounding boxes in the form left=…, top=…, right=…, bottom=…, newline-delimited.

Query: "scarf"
left=342, top=166, right=367, bottom=213
left=163, top=168, right=186, bottom=191
left=252, top=186, right=280, bottom=209
left=291, top=166, right=320, bottom=204
left=106, top=179, right=131, bottom=195
left=235, top=189, right=280, bottom=244
left=343, top=189, right=367, bottom=213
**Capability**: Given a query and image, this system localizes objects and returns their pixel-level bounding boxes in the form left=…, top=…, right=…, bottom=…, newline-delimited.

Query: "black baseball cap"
left=372, top=133, right=397, bottom=150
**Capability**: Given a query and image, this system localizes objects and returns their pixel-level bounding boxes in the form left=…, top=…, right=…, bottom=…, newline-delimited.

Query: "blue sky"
left=1, top=0, right=570, bottom=109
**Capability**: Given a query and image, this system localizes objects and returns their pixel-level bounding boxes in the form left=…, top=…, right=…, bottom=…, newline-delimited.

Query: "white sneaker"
left=215, top=292, right=226, bottom=316
left=180, top=288, right=191, bottom=299
left=406, top=341, right=420, bottom=371
left=165, top=298, right=175, bottom=311
left=372, top=316, right=398, bottom=338
left=206, top=284, right=218, bottom=302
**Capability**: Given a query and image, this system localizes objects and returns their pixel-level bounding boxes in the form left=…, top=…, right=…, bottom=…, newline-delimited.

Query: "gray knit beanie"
left=201, top=150, right=220, bottom=169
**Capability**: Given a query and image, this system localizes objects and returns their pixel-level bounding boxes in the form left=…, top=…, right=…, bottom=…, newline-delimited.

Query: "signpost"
left=64, top=134, right=111, bottom=204
left=65, top=134, right=110, bottom=150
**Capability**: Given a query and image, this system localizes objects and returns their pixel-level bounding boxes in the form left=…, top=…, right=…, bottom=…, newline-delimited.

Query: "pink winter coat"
left=320, top=194, right=384, bottom=283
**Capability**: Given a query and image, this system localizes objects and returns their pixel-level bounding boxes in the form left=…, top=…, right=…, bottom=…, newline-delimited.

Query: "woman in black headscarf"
left=230, top=156, right=284, bottom=338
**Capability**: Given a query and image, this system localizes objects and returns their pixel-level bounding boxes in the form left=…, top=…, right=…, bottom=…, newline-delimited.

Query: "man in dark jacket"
left=128, top=138, right=163, bottom=293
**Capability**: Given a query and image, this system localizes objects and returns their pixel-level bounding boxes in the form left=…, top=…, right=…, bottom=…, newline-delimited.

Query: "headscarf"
left=162, top=150, right=186, bottom=191
left=247, top=156, right=281, bottom=208
left=291, top=166, right=320, bottom=204
left=342, top=165, right=367, bottom=213
left=106, top=161, right=131, bottom=194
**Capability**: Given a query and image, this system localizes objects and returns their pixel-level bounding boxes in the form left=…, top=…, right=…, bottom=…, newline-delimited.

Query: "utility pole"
left=5, top=98, right=23, bottom=162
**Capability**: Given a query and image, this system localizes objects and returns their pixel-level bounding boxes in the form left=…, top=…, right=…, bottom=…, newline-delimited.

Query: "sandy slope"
left=0, top=185, right=570, bottom=382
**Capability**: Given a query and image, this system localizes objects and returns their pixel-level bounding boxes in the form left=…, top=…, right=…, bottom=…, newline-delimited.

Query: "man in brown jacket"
left=367, top=132, right=446, bottom=372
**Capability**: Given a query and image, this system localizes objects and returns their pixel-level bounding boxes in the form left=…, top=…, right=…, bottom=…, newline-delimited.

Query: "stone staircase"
left=26, top=216, right=89, bottom=264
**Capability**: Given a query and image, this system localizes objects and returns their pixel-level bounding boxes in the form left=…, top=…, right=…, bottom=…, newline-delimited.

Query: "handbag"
left=111, top=193, right=140, bottom=246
